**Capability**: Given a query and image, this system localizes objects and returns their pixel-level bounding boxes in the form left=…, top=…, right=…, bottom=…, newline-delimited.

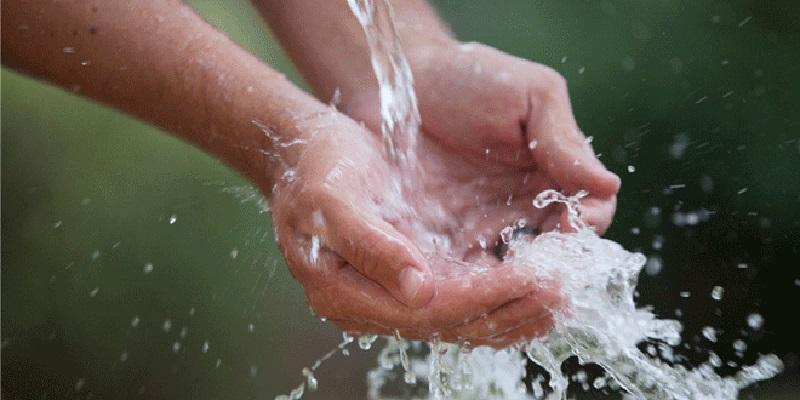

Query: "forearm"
left=2, top=0, right=326, bottom=193
left=253, top=0, right=453, bottom=102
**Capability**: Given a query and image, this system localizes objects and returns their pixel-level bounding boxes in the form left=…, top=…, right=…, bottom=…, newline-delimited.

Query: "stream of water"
left=278, top=1, right=782, bottom=399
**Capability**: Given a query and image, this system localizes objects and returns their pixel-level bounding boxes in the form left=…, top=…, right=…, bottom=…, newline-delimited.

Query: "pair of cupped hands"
left=269, top=43, right=620, bottom=348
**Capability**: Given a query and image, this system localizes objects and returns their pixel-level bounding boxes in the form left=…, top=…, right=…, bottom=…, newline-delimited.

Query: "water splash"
left=274, top=332, right=355, bottom=400
left=278, top=0, right=782, bottom=398
left=364, top=197, right=782, bottom=399
left=346, top=0, right=420, bottom=167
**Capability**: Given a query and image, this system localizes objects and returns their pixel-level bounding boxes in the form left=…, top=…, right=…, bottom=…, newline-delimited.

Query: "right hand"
left=268, top=108, right=560, bottom=348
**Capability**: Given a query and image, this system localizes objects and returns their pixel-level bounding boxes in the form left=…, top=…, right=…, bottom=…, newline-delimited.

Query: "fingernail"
left=399, top=267, right=425, bottom=305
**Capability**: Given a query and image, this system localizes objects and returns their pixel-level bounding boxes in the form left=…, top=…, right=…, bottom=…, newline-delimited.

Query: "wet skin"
left=3, top=1, right=620, bottom=348
left=271, top=42, right=620, bottom=348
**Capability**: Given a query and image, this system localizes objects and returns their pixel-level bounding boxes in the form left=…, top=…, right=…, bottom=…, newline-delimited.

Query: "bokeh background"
left=2, top=0, right=799, bottom=398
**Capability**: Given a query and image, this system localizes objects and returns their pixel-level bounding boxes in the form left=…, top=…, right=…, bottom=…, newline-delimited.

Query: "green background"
left=2, top=0, right=798, bottom=398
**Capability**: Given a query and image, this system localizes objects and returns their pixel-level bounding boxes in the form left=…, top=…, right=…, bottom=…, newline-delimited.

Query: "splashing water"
left=360, top=191, right=782, bottom=400
left=277, top=1, right=782, bottom=399
left=347, top=0, right=420, bottom=168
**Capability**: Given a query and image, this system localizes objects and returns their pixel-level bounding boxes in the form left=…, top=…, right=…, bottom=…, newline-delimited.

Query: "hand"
left=345, top=41, right=621, bottom=234
left=269, top=109, right=560, bottom=348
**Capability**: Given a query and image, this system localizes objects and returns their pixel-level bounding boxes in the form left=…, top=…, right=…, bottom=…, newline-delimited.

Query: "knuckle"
left=532, top=66, right=568, bottom=96
left=350, top=244, right=373, bottom=276
left=543, top=67, right=567, bottom=89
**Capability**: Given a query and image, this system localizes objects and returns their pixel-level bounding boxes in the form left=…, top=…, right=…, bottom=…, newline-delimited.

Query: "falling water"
left=277, top=0, right=782, bottom=399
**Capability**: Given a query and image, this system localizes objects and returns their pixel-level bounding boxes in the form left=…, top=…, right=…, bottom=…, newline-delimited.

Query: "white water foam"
left=276, top=1, right=782, bottom=398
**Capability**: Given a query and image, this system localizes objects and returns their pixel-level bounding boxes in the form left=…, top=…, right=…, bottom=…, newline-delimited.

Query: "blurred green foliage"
left=2, top=1, right=798, bottom=399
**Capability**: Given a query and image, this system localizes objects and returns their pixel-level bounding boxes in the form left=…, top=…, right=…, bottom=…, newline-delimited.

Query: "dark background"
left=2, top=0, right=799, bottom=398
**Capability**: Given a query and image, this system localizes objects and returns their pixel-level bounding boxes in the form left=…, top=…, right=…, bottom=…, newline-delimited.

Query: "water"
left=276, top=0, right=782, bottom=398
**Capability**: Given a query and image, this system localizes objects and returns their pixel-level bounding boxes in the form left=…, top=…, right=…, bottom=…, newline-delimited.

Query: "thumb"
left=319, top=198, right=435, bottom=308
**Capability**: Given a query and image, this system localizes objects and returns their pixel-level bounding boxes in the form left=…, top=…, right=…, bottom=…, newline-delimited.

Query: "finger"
left=526, top=83, right=620, bottom=197
left=318, top=258, right=543, bottom=333
left=448, top=287, right=560, bottom=340
left=480, top=311, right=557, bottom=349
left=578, top=196, right=617, bottom=234
left=320, top=195, right=435, bottom=308
left=331, top=289, right=560, bottom=349
left=425, top=260, right=544, bottom=328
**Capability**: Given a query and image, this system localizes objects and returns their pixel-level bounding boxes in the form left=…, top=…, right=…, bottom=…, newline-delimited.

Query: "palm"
left=388, top=135, right=562, bottom=268
left=272, top=43, right=620, bottom=346
left=271, top=117, right=558, bottom=346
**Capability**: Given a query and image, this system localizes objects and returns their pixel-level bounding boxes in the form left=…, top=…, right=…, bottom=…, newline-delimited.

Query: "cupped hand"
left=273, top=41, right=621, bottom=348
left=269, top=110, right=560, bottom=348
left=345, top=41, right=621, bottom=235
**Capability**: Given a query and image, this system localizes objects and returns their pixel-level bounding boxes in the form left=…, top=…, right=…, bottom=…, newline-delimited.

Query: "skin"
left=259, top=0, right=621, bottom=346
left=3, top=0, right=620, bottom=348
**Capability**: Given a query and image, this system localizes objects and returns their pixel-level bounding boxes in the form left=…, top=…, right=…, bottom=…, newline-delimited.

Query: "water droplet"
left=172, top=341, right=182, bottom=353
left=403, top=371, right=417, bottom=384
left=89, top=287, right=99, bottom=298
left=746, top=313, right=764, bottom=330
left=680, top=291, right=691, bottom=298
left=711, top=286, right=724, bottom=301
left=119, top=351, right=128, bottom=362
left=500, top=226, right=514, bottom=244
left=644, top=256, right=663, bottom=275
left=309, top=235, right=320, bottom=265
left=358, top=335, right=378, bottom=350
left=592, top=377, right=606, bottom=389
left=168, top=214, right=177, bottom=224
left=651, top=234, right=664, bottom=250
left=229, top=248, right=239, bottom=259
left=63, top=46, right=76, bottom=54
left=528, top=139, right=538, bottom=149
left=708, top=351, right=722, bottom=367
left=143, top=262, right=154, bottom=274
left=162, top=319, right=172, bottom=332
left=702, top=326, right=718, bottom=342
left=201, top=340, right=210, bottom=353
left=738, top=16, right=752, bottom=28
left=131, top=316, right=140, bottom=328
